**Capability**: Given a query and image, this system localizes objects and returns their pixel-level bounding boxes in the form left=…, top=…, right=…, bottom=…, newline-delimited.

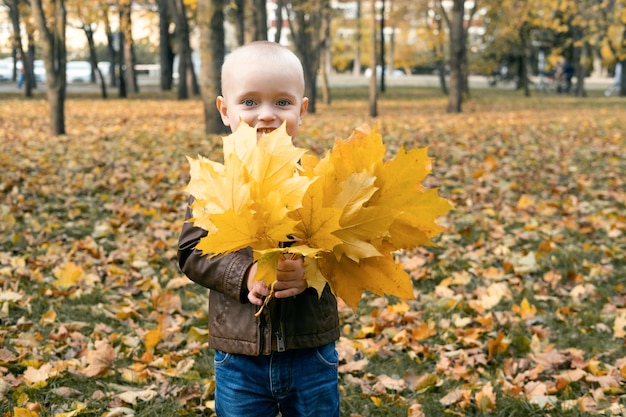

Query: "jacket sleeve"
left=177, top=200, right=254, bottom=303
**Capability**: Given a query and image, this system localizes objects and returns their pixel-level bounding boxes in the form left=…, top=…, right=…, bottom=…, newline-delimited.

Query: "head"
left=217, top=41, right=309, bottom=139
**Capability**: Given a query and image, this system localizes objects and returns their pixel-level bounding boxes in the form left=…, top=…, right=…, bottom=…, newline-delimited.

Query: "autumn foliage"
left=0, top=93, right=625, bottom=416
left=186, top=121, right=453, bottom=309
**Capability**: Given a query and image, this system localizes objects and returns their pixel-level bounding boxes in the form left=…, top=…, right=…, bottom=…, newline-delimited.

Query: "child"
left=177, top=41, right=341, bottom=417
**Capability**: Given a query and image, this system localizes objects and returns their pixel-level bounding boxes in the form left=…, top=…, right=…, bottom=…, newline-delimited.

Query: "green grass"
left=1, top=86, right=625, bottom=416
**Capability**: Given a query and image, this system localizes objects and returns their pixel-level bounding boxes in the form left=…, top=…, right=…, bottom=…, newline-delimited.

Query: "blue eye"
left=242, top=99, right=256, bottom=106
left=276, top=99, right=290, bottom=107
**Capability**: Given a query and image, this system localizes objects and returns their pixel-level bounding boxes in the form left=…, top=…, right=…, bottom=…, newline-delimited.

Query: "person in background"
left=605, top=62, right=622, bottom=97
left=16, top=58, right=25, bottom=89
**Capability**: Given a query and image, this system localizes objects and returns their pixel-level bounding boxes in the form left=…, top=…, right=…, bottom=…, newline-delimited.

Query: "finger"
left=274, top=287, right=304, bottom=299
left=248, top=293, right=263, bottom=305
left=247, top=282, right=270, bottom=305
left=277, top=258, right=303, bottom=270
left=276, top=260, right=305, bottom=281
left=272, top=280, right=307, bottom=297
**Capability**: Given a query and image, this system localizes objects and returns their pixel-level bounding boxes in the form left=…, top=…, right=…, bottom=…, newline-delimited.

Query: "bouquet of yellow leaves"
left=185, top=121, right=453, bottom=310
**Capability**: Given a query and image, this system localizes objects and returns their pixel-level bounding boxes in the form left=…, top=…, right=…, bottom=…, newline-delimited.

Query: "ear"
left=298, top=97, right=309, bottom=125
left=216, top=96, right=230, bottom=126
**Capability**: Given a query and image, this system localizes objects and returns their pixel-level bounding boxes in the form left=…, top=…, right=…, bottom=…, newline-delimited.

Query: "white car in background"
left=0, top=57, right=14, bottom=81
left=34, top=60, right=46, bottom=82
left=66, top=61, right=92, bottom=83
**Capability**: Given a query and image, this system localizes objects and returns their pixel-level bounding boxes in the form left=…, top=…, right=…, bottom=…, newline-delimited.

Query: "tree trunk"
left=320, top=6, right=331, bottom=105
left=120, top=1, right=138, bottom=93
left=234, top=0, right=245, bottom=46
left=445, top=0, right=464, bottom=113
left=117, top=31, right=127, bottom=98
left=254, top=0, right=268, bottom=40
left=103, top=7, right=117, bottom=87
left=388, top=28, right=395, bottom=76
left=158, top=0, right=174, bottom=90
left=198, top=0, right=228, bottom=134
left=352, top=0, right=362, bottom=75
left=520, top=23, right=531, bottom=97
left=83, top=23, right=108, bottom=97
left=574, top=42, right=589, bottom=97
left=84, top=25, right=98, bottom=83
left=433, top=11, right=447, bottom=94
left=26, top=38, right=36, bottom=91
left=620, top=60, right=626, bottom=97
left=244, top=0, right=255, bottom=42
left=369, top=0, right=377, bottom=117
left=379, top=0, right=385, bottom=93
left=172, top=0, right=195, bottom=99
left=274, top=0, right=284, bottom=43
left=7, top=0, right=34, bottom=97
left=288, top=0, right=326, bottom=114
left=461, top=0, right=478, bottom=99
left=32, top=0, right=67, bottom=136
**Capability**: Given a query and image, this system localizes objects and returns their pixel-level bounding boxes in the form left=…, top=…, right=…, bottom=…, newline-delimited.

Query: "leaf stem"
left=254, top=281, right=277, bottom=317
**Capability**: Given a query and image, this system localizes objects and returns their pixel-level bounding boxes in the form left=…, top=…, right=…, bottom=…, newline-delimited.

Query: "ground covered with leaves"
left=1, top=90, right=625, bottom=417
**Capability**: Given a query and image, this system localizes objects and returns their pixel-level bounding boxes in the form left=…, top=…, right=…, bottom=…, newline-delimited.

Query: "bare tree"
left=5, top=0, right=35, bottom=96
left=101, top=2, right=117, bottom=87
left=158, top=0, right=175, bottom=90
left=287, top=0, right=329, bottom=113
left=171, top=0, right=198, bottom=99
left=352, top=0, right=362, bottom=75
left=119, top=0, right=138, bottom=93
left=319, top=7, right=332, bottom=105
left=369, top=0, right=377, bottom=117
left=198, top=0, right=227, bottom=133
left=438, top=0, right=465, bottom=113
left=253, top=0, right=268, bottom=40
left=231, top=0, right=245, bottom=46
left=71, top=1, right=108, bottom=98
left=32, top=0, right=67, bottom=135
left=273, top=0, right=284, bottom=43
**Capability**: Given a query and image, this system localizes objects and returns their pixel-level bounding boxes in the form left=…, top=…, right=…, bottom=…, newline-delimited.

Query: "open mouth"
left=256, top=127, right=277, bottom=135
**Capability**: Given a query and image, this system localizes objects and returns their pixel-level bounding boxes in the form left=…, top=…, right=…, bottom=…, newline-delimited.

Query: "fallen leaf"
left=80, top=340, right=115, bottom=377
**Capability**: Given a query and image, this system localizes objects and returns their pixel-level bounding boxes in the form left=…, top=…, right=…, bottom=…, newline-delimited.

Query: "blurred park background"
left=1, top=1, right=626, bottom=416
left=1, top=0, right=625, bottom=135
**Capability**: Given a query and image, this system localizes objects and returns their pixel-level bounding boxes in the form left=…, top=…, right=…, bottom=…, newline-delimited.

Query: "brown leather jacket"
left=177, top=205, right=340, bottom=356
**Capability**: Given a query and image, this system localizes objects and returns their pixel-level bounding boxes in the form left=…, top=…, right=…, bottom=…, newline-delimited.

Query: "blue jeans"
left=214, top=343, right=340, bottom=417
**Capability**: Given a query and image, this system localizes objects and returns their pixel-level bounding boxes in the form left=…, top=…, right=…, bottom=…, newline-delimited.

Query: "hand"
left=273, top=254, right=307, bottom=299
left=246, top=263, right=270, bottom=306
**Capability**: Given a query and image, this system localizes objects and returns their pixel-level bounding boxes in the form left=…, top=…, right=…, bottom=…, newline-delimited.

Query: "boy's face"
left=217, top=52, right=308, bottom=139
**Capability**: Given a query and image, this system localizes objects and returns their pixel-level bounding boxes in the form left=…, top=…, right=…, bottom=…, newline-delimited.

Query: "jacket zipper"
left=259, top=307, right=266, bottom=354
left=275, top=330, right=285, bottom=352
left=275, top=300, right=286, bottom=352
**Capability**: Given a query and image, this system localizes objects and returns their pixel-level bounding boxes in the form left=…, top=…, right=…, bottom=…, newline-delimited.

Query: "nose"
left=257, top=104, right=277, bottom=122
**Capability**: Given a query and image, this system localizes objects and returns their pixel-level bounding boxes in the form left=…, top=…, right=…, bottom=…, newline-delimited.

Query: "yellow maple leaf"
left=329, top=126, right=386, bottom=182
left=513, top=297, right=538, bottom=320
left=184, top=123, right=452, bottom=310
left=293, top=176, right=343, bottom=251
left=53, top=262, right=84, bottom=288
left=319, top=248, right=414, bottom=309
left=187, top=122, right=315, bottom=255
